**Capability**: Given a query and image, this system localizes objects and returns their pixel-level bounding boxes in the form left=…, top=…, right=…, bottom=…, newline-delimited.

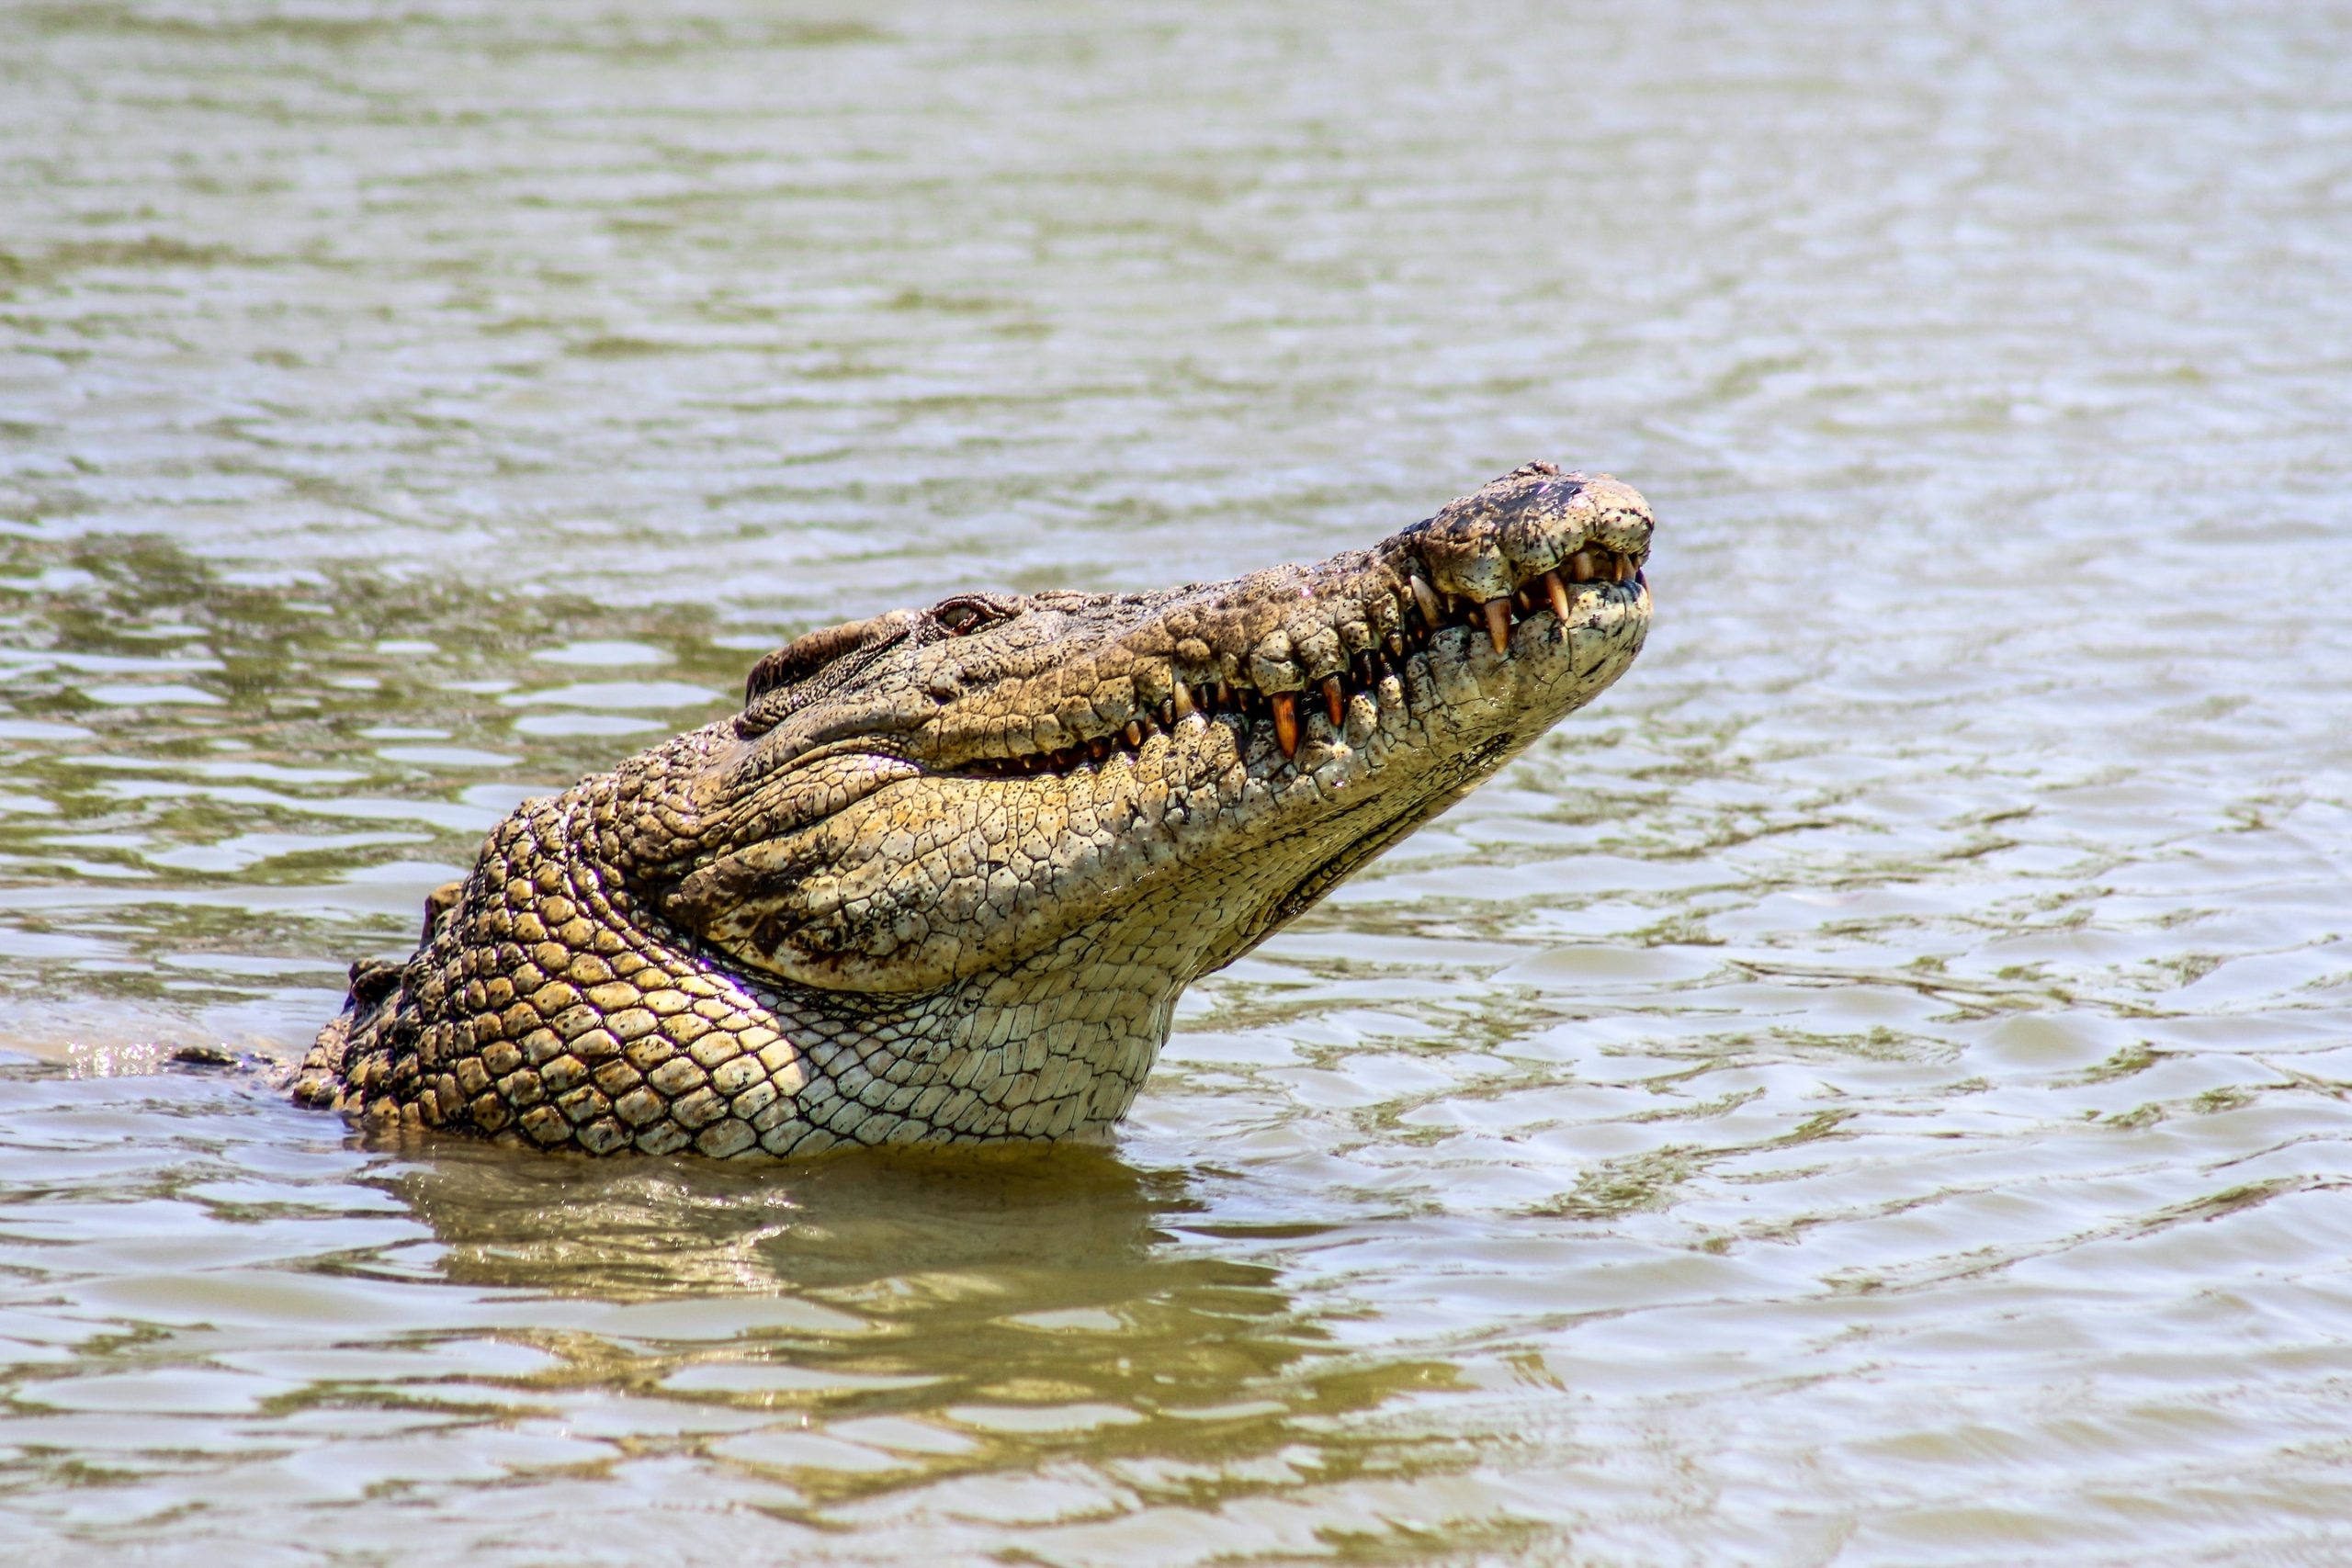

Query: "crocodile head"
left=299, top=464, right=1654, bottom=1155
left=639, top=460, right=1653, bottom=995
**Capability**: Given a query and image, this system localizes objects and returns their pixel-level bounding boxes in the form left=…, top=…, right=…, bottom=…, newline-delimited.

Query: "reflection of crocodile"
left=295, top=465, right=1654, bottom=1156
left=389, top=1145, right=1465, bottom=1507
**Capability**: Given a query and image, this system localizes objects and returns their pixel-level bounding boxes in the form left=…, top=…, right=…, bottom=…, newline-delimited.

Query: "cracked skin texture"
left=293, top=464, right=1656, bottom=1157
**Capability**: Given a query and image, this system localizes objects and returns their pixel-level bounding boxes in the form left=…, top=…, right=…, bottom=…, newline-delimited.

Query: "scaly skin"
left=293, top=464, right=1656, bottom=1156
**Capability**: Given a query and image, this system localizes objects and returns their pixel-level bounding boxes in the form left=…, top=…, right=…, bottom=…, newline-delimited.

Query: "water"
left=2, top=1, right=2348, bottom=1561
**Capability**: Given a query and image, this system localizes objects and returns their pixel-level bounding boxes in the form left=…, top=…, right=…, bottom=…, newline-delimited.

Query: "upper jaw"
left=632, top=465, right=1653, bottom=999
left=926, top=464, right=1654, bottom=773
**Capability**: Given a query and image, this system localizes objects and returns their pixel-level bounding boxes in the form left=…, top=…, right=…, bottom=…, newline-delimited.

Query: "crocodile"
left=292, top=463, right=1655, bottom=1156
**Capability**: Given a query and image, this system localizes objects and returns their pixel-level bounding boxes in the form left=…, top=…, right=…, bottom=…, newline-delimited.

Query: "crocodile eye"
left=934, top=596, right=1008, bottom=636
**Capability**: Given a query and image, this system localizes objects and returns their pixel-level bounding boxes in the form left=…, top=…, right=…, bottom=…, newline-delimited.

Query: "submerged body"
left=294, top=465, right=1655, bottom=1156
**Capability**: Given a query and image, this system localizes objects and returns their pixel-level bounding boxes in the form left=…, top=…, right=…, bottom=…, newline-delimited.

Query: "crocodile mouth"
left=956, top=543, right=1648, bottom=781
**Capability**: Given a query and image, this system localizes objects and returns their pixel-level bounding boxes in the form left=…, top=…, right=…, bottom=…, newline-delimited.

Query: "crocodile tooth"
left=1171, top=680, right=1194, bottom=719
left=1409, top=574, right=1442, bottom=629
left=1322, top=675, right=1345, bottom=728
left=1482, top=597, right=1511, bottom=654
left=1270, top=692, right=1300, bottom=759
left=1569, top=550, right=1596, bottom=583
left=1125, top=721, right=1143, bottom=747
left=1544, top=570, right=1571, bottom=620
left=1387, top=632, right=1406, bottom=658
left=1216, top=680, right=1233, bottom=711
left=1615, top=554, right=1635, bottom=582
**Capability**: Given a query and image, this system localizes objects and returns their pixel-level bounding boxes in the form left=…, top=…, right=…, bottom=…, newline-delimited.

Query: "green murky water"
left=3, top=3, right=2349, bottom=1562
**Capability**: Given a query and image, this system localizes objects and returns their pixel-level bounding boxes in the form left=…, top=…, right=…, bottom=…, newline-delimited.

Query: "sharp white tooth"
left=1544, top=570, right=1571, bottom=620
left=1409, top=574, right=1442, bottom=628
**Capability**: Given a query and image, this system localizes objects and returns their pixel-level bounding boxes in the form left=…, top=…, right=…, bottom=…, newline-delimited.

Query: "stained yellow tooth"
left=1270, top=692, right=1300, bottom=759
left=1544, top=570, right=1571, bottom=620
left=1322, top=675, right=1345, bottom=728
left=1570, top=550, right=1596, bottom=582
left=1125, top=720, right=1143, bottom=746
left=1615, top=554, right=1635, bottom=582
left=1482, top=597, right=1511, bottom=654
left=1409, top=574, right=1442, bottom=628
left=1386, top=632, right=1405, bottom=658
left=1172, top=679, right=1195, bottom=719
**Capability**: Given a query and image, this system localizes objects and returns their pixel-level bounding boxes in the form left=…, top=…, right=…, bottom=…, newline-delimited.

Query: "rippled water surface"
left=4, top=2, right=2349, bottom=1562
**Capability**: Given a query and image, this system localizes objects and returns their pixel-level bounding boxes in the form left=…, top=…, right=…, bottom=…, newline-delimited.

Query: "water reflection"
left=405, top=1141, right=1216, bottom=1300
left=387, top=1143, right=1460, bottom=1514
left=0, top=1057, right=1477, bottom=1551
